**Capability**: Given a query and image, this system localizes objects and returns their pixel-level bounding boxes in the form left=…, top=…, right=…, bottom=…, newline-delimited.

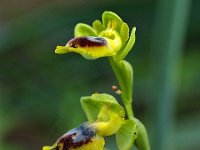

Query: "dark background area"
left=0, top=0, right=199, bottom=150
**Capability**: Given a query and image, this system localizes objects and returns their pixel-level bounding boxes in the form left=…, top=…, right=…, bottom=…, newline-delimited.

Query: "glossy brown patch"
left=68, top=37, right=107, bottom=48
left=56, top=122, right=96, bottom=150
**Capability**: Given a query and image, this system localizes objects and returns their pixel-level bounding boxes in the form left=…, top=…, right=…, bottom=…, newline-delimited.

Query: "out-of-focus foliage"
left=0, top=0, right=199, bottom=150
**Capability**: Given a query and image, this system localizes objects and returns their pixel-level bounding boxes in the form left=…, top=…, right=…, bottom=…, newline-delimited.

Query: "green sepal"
left=81, top=93, right=125, bottom=122
left=115, top=27, right=136, bottom=61
left=75, top=23, right=97, bottom=37
left=113, top=27, right=136, bottom=61
left=102, top=11, right=123, bottom=33
left=120, top=23, right=129, bottom=45
left=109, top=58, right=133, bottom=105
left=134, top=118, right=150, bottom=150
left=116, top=119, right=138, bottom=150
left=92, top=20, right=104, bottom=34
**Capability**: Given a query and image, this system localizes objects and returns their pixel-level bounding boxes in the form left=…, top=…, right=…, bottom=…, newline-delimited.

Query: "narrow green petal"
left=115, top=27, right=136, bottom=61
left=75, top=23, right=97, bottom=37
left=120, top=23, right=129, bottom=45
left=93, top=20, right=104, bottom=34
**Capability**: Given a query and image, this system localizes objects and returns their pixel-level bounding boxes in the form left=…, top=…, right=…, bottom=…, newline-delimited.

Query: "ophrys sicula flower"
left=55, top=11, right=136, bottom=61
left=43, top=93, right=127, bottom=150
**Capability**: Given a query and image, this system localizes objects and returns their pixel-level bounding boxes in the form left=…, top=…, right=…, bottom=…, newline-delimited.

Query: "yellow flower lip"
left=55, top=36, right=118, bottom=59
left=43, top=122, right=105, bottom=150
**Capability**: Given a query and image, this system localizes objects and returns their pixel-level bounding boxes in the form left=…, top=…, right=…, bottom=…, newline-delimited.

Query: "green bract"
left=55, top=11, right=136, bottom=60
left=116, top=120, right=138, bottom=150
left=109, top=59, right=133, bottom=105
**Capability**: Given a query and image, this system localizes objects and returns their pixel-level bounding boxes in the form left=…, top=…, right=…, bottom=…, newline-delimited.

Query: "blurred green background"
left=0, top=0, right=199, bottom=150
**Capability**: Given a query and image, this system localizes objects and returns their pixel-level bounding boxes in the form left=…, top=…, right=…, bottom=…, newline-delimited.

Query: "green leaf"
left=116, top=120, right=138, bottom=150
left=120, top=23, right=129, bottom=45
left=81, top=93, right=125, bottom=121
left=102, top=11, right=124, bottom=33
left=74, top=23, right=97, bottom=37
left=134, top=118, right=150, bottom=150
left=92, top=20, right=104, bottom=34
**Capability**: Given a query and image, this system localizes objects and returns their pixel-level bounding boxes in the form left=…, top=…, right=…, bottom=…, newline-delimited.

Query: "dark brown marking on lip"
left=56, top=123, right=96, bottom=150
left=68, top=37, right=107, bottom=48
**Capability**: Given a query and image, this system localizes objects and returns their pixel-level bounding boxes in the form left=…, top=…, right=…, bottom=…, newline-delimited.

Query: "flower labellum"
left=43, top=122, right=105, bottom=150
left=55, top=36, right=116, bottom=60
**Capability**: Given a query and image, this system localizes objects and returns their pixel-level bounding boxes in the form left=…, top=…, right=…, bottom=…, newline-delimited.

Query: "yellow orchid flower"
left=54, top=11, right=136, bottom=60
left=43, top=93, right=126, bottom=150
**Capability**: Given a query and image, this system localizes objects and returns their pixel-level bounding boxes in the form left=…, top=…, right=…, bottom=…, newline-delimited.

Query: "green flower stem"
left=109, top=57, right=134, bottom=119
left=124, top=103, right=134, bottom=120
